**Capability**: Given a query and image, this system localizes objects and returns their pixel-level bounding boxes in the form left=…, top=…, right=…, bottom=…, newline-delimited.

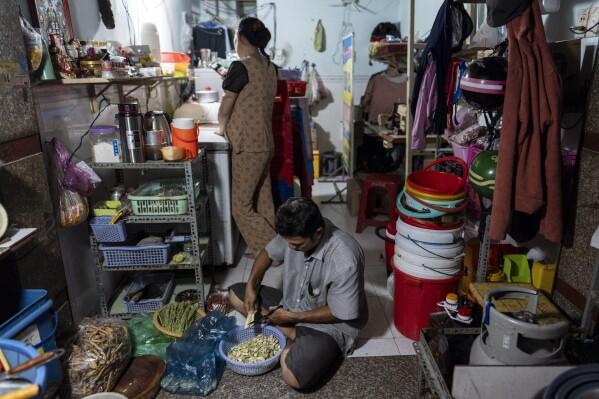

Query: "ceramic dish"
left=0, top=203, right=8, bottom=240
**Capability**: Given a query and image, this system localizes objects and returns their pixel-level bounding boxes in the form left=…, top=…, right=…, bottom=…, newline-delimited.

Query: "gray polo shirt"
left=265, top=219, right=368, bottom=355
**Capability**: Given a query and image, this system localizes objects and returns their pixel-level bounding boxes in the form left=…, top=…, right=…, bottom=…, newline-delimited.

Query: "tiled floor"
left=213, top=182, right=415, bottom=357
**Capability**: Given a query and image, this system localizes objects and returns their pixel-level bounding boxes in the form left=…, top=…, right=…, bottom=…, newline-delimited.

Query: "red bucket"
left=407, top=156, right=468, bottom=196
left=393, top=265, right=460, bottom=340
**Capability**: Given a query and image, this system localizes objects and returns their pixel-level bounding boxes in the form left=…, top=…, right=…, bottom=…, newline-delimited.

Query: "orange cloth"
left=490, top=1, right=562, bottom=243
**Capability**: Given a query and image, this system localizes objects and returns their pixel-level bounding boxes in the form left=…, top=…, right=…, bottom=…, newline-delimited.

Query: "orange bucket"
left=171, top=118, right=199, bottom=159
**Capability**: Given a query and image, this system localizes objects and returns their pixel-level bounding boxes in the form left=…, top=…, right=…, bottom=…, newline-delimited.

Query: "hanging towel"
left=410, top=0, right=472, bottom=136
left=490, top=0, right=562, bottom=243
left=411, top=63, right=437, bottom=150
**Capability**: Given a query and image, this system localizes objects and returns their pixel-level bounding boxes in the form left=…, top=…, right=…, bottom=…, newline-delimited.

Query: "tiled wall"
left=0, top=0, right=38, bottom=144
left=0, top=0, right=71, bottom=330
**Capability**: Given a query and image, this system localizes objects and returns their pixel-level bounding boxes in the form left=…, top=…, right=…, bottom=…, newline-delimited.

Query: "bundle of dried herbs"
left=66, top=318, right=131, bottom=398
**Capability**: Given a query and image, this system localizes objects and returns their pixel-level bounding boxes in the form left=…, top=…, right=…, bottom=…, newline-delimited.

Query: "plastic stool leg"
left=356, top=184, right=370, bottom=233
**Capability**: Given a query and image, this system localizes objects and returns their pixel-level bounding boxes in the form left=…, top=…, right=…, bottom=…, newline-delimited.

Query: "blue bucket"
left=0, top=339, right=47, bottom=393
left=0, top=290, right=62, bottom=387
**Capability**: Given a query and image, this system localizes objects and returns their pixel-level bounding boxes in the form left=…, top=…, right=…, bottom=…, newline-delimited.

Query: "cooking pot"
left=196, top=90, right=219, bottom=103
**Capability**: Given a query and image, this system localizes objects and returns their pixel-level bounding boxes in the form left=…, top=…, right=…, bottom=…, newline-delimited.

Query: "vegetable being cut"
left=227, top=334, right=280, bottom=363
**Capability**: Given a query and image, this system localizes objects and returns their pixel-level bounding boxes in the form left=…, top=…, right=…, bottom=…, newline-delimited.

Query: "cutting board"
left=113, top=355, right=165, bottom=399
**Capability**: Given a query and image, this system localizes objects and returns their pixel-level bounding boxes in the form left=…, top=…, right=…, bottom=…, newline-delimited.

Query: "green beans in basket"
left=157, top=301, right=198, bottom=335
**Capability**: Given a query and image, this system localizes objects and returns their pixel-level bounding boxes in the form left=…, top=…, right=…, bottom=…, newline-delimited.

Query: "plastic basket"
left=99, top=243, right=170, bottom=267
left=219, top=325, right=286, bottom=376
left=123, top=273, right=174, bottom=313
left=0, top=339, right=47, bottom=391
left=90, top=217, right=127, bottom=243
left=128, top=179, right=189, bottom=216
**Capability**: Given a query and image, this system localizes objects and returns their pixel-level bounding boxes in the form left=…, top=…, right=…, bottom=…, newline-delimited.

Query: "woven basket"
left=152, top=307, right=206, bottom=338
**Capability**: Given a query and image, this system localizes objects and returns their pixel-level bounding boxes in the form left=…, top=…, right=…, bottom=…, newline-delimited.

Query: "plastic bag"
left=20, top=17, right=43, bottom=72
left=160, top=311, right=236, bottom=396
left=66, top=318, right=131, bottom=398
left=470, top=20, right=504, bottom=49
left=52, top=137, right=99, bottom=197
left=58, top=187, right=88, bottom=228
left=51, top=138, right=92, bottom=227
left=127, top=315, right=174, bottom=360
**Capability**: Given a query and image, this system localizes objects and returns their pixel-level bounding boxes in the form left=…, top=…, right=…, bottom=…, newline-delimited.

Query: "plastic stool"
left=356, top=173, right=402, bottom=233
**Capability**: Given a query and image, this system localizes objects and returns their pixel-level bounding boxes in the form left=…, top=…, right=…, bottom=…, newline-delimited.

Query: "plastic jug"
left=171, top=118, right=199, bottom=160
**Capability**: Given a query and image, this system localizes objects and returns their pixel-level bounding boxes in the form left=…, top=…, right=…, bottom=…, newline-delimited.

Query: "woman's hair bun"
left=238, top=17, right=271, bottom=49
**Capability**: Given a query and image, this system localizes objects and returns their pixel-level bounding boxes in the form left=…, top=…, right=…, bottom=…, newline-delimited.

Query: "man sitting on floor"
left=229, top=197, right=368, bottom=390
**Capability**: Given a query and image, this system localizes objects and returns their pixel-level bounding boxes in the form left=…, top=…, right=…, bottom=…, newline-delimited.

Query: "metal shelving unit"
left=89, top=152, right=213, bottom=318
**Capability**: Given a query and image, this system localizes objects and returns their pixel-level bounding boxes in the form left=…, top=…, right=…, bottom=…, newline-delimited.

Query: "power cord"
left=569, top=21, right=599, bottom=35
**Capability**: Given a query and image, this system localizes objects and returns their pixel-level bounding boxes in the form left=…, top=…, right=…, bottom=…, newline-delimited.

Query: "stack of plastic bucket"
left=0, top=289, right=62, bottom=387
left=393, top=157, right=468, bottom=340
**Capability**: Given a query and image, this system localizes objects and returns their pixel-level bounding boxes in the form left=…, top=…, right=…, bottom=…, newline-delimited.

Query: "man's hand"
left=244, top=286, right=258, bottom=315
left=266, top=308, right=296, bottom=325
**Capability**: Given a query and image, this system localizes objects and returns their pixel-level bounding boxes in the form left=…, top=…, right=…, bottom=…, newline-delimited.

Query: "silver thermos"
left=117, top=103, right=145, bottom=163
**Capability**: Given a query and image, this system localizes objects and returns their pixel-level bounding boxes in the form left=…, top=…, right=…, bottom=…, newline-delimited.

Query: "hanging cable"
left=121, top=0, right=136, bottom=46
left=67, top=103, right=112, bottom=165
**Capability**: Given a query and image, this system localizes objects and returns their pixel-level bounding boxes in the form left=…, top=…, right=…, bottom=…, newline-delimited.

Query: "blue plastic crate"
left=123, top=273, right=174, bottom=313
left=90, top=217, right=127, bottom=243
left=99, top=243, right=170, bottom=267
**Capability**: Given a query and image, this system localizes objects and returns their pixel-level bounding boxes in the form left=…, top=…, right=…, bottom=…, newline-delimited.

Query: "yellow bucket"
left=532, top=261, right=557, bottom=295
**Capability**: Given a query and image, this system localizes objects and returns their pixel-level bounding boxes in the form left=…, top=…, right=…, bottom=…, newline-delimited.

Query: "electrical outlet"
left=576, top=5, right=599, bottom=36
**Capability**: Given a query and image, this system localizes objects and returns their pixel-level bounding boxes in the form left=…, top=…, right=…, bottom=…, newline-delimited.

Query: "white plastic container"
left=397, top=250, right=463, bottom=270
left=395, top=235, right=464, bottom=259
left=141, top=23, right=161, bottom=62
left=396, top=218, right=463, bottom=245
left=394, top=253, right=463, bottom=280
left=89, top=125, right=122, bottom=163
left=540, top=0, right=560, bottom=13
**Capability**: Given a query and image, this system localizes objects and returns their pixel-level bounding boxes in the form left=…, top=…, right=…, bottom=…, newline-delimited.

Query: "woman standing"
left=218, top=17, right=277, bottom=256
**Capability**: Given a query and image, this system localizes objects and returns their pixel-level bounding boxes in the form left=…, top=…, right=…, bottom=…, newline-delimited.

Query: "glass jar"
left=89, top=125, right=122, bottom=163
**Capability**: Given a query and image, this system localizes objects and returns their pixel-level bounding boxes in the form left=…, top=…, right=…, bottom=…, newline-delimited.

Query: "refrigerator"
left=199, top=126, right=239, bottom=266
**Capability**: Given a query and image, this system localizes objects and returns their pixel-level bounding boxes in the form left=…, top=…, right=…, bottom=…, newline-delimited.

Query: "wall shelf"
left=35, top=76, right=189, bottom=112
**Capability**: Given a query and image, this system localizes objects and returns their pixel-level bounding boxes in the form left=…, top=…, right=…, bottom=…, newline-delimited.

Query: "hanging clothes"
left=411, top=63, right=437, bottom=150
left=410, top=0, right=472, bottom=136
left=362, top=72, right=407, bottom=124
left=490, top=0, right=562, bottom=243
left=271, top=80, right=295, bottom=206
left=193, top=21, right=231, bottom=59
left=291, top=106, right=313, bottom=198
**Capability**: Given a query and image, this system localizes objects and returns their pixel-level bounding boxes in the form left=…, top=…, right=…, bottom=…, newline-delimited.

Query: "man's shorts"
left=229, top=283, right=342, bottom=389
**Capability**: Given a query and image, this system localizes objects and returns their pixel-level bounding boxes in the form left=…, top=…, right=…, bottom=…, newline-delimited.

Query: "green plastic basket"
left=129, top=179, right=190, bottom=216
left=503, top=254, right=531, bottom=283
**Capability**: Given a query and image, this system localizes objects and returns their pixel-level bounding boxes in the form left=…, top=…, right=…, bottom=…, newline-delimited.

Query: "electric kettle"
left=143, top=111, right=171, bottom=145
